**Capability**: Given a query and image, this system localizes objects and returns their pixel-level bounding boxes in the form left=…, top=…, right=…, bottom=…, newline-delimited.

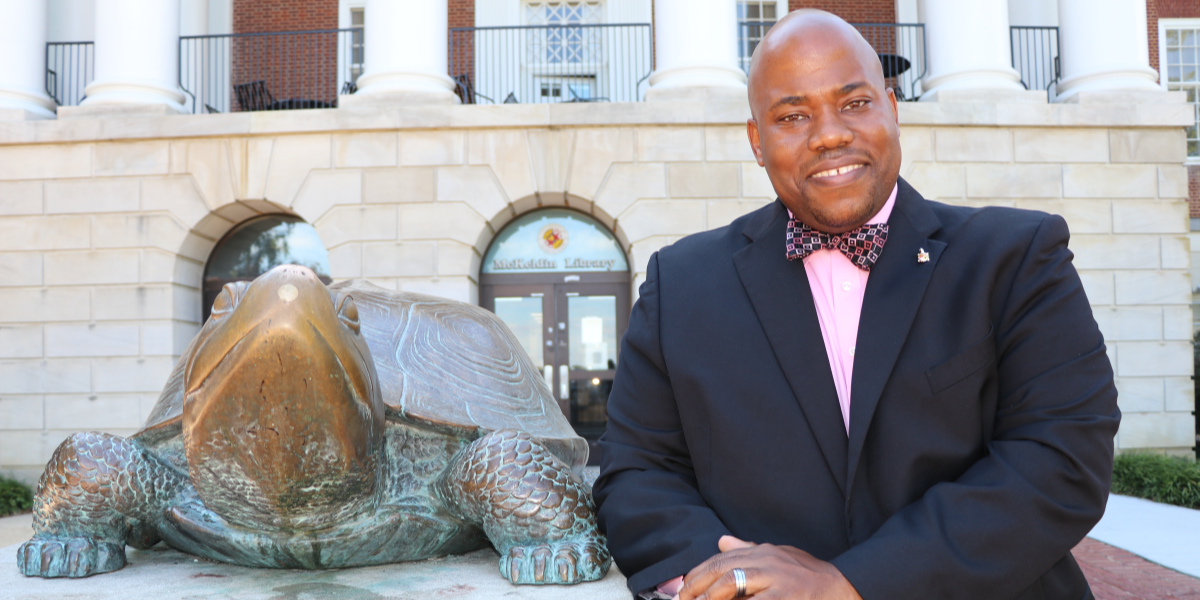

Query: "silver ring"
left=732, top=567, right=747, bottom=598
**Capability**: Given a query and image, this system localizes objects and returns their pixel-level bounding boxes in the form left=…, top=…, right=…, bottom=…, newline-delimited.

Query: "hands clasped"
left=675, top=536, right=862, bottom=600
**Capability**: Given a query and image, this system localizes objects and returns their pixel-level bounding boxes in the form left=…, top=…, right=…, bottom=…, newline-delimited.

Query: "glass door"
left=478, top=207, right=631, bottom=464
left=554, top=284, right=629, bottom=463
left=483, top=281, right=629, bottom=465
left=483, top=284, right=560, bottom=411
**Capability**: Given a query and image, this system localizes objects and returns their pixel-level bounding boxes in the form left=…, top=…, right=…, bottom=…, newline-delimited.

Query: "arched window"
left=479, top=208, right=630, bottom=465
left=202, top=215, right=331, bottom=321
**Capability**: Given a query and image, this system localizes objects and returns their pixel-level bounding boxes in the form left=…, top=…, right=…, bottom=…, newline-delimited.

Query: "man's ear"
left=746, top=118, right=765, bottom=167
left=887, top=88, right=899, bottom=125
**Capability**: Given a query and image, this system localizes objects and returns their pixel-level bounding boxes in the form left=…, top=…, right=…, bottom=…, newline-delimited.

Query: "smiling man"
left=593, top=9, right=1119, bottom=600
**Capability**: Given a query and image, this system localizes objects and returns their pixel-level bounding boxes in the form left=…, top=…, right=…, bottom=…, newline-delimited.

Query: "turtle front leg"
left=17, top=432, right=187, bottom=578
left=438, top=430, right=611, bottom=585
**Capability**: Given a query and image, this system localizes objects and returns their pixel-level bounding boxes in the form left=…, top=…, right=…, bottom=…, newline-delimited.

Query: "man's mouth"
left=810, top=164, right=865, bottom=179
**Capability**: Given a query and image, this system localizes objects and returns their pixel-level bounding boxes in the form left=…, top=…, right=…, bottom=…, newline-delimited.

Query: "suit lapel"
left=845, top=179, right=945, bottom=490
left=734, top=202, right=848, bottom=496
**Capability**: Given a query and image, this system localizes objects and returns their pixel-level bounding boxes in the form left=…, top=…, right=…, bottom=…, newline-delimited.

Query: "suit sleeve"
left=593, top=252, right=732, bottom=594
left=831, top=214, right=1121, bottom=600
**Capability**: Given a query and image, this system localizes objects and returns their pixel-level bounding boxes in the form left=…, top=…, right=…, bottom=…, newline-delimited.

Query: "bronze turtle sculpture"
left=17, top=265, right=610, bottom=584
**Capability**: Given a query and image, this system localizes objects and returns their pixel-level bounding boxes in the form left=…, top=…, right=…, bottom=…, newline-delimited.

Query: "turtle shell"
left=135, top=279, right=587, bottom=470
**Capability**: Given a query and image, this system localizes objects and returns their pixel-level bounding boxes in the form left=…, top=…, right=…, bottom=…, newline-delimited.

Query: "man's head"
left=746, top=10, right=901, bottom=234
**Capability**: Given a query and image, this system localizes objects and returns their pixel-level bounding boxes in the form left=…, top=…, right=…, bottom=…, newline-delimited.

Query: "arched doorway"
left=479, top=208, right=631, bottom=465
left=202, top=215, right=332, bottom=321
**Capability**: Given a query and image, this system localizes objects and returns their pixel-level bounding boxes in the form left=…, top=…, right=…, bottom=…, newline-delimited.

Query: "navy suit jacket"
left=594, top=178, right=1120, bottom=599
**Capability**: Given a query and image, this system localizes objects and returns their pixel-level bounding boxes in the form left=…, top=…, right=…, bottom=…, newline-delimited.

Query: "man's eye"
left=844, top=100, right=868, bottom=110
left=781, top=113, right=807, bottom=122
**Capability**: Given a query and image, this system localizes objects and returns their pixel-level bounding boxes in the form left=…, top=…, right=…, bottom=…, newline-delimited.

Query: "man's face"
left=747, top=27, right=902, bottom=234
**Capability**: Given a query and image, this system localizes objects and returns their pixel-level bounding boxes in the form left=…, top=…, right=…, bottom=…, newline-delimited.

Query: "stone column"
left=0, top=0, right=56, bottom=119
left=645, top=0, right=746, bottom=102
left=77, top=0, right=186, bottom=114
left=917, top=0, right=1027, bottom=101
left=344, top=0, right=459, bottom=106
left=1054, top=0, right=1160, bottom=101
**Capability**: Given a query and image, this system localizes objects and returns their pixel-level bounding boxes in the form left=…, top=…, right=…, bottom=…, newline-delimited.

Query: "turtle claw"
left=17, top=537, right=126, bottom=578
left=499, top=538, right=611, bottom=585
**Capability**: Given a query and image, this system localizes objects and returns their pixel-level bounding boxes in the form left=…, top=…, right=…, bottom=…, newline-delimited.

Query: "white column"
left=0, top=0, right=56, bottom=119
left=918, top=0, right=1027, bottom=100
left=79, top=0, right=185, bottom=112
left=1054, top=0, right=1160, bottom=101
left=346, top=0, right=458, bottom=106
left=645, top=0, right=746, bottom=102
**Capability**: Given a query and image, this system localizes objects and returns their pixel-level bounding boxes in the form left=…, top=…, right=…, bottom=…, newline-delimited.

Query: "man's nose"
left=807, top=109, right=854, bottom=152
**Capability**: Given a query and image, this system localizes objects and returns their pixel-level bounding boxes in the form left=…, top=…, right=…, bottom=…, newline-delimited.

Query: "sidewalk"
left=1088, top=494, right=1200, bottom=579
left=0, top=513, right=31, bottom=548
left=1077, top=494, right=1200, bottom=600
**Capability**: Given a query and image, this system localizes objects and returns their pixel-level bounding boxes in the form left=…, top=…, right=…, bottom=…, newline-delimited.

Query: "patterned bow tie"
left=786, top=219, right=889, bottom=271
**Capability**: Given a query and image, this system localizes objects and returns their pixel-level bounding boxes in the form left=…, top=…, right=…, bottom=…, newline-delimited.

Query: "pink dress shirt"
left=654, top=185, right=898, bottom=599
left=799, top=184, right=896, bottom=433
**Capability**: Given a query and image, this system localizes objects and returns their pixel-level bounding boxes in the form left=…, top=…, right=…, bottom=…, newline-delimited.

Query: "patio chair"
left=234, top=80, right=274, bottom=112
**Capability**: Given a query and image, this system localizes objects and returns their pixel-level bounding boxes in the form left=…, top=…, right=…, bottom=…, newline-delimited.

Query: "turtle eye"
left=337, top=296, right=360, bottom=334
left=209, top=282, right=245, bottom=322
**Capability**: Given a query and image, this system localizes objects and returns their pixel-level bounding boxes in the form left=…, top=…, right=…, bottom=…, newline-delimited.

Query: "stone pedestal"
left=0, top=543, right=630, bottom=600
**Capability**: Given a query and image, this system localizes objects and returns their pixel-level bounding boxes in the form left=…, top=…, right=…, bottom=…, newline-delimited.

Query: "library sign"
left=482, top=209, right=629, bottom=274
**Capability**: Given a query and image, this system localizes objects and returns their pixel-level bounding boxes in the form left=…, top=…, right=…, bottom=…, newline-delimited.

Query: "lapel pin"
left=917, top=248, right=930, bottom=263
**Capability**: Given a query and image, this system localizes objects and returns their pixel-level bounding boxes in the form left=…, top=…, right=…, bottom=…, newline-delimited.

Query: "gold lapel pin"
left=917, top=248, right=930, bottom=263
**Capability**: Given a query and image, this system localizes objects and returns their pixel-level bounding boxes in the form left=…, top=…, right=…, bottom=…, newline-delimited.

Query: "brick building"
left=0, top=0, right=1196, bottom=483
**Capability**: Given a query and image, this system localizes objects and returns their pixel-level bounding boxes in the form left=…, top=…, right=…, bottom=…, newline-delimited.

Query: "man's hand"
left=675, top=536, right=863, bottom=600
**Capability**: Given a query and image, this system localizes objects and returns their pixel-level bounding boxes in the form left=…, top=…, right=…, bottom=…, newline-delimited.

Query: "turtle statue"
left=17, top=265, right=611, bottom=585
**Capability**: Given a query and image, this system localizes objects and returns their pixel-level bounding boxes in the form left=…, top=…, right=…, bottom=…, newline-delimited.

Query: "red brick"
left=1074, top=538, right=1200, bottom=599
left=1189, top=165, right=1200, bottom=218
left=787, top=0, right=896, bottom=23
left=1148, top=0, right=1200, bottom=79
left=229, top=0, right=340, bottom=109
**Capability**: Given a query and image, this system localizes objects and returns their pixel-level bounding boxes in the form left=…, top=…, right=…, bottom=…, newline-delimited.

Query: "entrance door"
left=482, top=277, right=629, bottom=465
left=478, top=208, right=630, bottom=465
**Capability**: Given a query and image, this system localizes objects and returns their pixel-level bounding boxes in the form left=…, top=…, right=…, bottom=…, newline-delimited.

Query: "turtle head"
left=182, top=264, right=384, bottom=531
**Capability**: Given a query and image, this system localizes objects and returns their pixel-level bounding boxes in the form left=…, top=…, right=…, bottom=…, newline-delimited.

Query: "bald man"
left=593, top=10, right=1118, bottom=600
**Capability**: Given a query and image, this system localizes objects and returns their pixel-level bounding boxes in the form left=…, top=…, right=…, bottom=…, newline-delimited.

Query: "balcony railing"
left=45, top=41, right=94, bottom=107
left=449, top=23, right=653, bottom=104
left=1011, top=26, right=1060, bottom=97
left=740, top=23, right=928, bottom=101
left=179, top=28, right=363, bottom=114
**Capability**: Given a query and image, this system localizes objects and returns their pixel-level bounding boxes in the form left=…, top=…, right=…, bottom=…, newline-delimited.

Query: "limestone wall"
left=0, top=100, right=1193, bottom=482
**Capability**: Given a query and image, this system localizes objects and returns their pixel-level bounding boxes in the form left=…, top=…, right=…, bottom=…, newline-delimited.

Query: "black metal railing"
left=739, top=23, right=927, bottom=101
left=179, top=28, right=362, bottom=114
left=449, top=23, right=652, bottom=104
left=1010, top=26, right=1060, bottom=96
left=45, top=41, right=94, bottom=106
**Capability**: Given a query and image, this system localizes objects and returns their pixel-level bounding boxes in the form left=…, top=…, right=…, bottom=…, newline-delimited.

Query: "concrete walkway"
left=1088, top=494, right=1200, bottom=579
left=0, top=513, right=31, bottom=548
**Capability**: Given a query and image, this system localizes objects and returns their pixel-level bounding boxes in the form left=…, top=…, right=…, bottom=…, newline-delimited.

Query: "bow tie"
left=786, top=219, right=888, bottom=271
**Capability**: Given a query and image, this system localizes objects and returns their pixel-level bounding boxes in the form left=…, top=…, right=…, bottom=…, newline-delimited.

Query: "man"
left=593, top=9, right=1119, bottom=600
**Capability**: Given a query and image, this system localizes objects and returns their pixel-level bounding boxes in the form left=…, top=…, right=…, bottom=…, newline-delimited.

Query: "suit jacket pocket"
left=925, top=326, right=996, bottom=395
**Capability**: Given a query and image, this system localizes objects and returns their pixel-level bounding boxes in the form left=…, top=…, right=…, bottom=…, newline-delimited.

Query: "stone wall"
left=0, top=99, right=1193, bottom=482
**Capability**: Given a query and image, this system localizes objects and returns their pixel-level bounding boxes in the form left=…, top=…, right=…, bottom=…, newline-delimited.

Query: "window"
left=202, top=215, right=331, bottom=321
left=526, top=2, right=604, bottom=66
left=1160, top=19, right=1200, bottom=160
left=739, top=1, right=778, bottom=72
left=350, top=7, right=365, bottom=84
left=526, top=2, right=603, bottom=26
left=479, top=208, right=631, bottom=465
